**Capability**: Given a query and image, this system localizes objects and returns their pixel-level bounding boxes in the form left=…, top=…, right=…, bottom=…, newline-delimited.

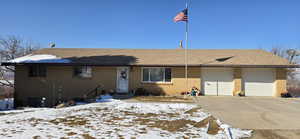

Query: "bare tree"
left=270, top=47, right=299, bottom=64
left=270, top=46, right=300, bottom=89
left=0, top=35, right=40, bottom=87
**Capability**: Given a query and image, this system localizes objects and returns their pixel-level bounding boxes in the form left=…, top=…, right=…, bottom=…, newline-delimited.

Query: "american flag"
left=173, top=8, right=188, bottom=22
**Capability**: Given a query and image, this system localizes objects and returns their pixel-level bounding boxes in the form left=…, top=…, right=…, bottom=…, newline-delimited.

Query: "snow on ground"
left=95, top=94, right=113, bottom=102
left=8, top=54, right=71, bottom=63
left=0, top=99, right=251, bottom=139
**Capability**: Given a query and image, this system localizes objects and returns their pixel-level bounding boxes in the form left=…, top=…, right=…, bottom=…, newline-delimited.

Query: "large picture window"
left=142, top=67, right=171, bottom=82
left=28, top=65, right=46, bottom=77
left=73, top=66, right=92, bottom=78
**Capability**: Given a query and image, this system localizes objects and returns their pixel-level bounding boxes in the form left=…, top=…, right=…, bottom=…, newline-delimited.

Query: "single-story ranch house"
left=2, top=48, right=298, bottom=107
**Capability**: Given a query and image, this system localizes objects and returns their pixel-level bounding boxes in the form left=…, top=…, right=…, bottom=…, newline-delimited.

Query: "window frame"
left=141, top=67, right=172, bottom=83
left=73, top=66, right=92, bottom=78
left=28, top=65, right=47, bottom=77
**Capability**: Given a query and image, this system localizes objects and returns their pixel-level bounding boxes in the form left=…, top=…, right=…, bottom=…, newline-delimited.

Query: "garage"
left=242, top=68, right=275, bottom=96
left=202, top=68, right=234, bottom=96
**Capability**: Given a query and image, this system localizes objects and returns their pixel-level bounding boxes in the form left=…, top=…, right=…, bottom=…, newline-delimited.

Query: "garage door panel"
left=243, top=68, right=275, bottom=96
left=204, top=81, right=217, bottom=95
left=202, top=68, right=233, bottom=96
left=219, top=81, right=234, bottom=95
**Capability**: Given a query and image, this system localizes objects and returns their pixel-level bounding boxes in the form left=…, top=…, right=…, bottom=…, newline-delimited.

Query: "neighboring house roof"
left=2, top=48, right=298, bottom=67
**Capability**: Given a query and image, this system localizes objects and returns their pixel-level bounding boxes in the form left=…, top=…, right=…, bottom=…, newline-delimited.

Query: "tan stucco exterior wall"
left=233, top=68, right=242, bottom=96
left=129, top=67, right=201, bottom=95
left=275, top=68, right=287, bottom=97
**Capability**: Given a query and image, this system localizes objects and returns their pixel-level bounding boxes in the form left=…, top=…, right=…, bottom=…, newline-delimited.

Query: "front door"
left=116, top=67, right=129, bottom=93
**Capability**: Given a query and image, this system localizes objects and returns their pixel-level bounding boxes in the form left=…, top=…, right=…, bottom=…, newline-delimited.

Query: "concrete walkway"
left=193, top=96, right=300, bottom=130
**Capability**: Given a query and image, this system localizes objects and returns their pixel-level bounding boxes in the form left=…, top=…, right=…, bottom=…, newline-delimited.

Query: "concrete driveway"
left=194, top=96, right=300, bottom=130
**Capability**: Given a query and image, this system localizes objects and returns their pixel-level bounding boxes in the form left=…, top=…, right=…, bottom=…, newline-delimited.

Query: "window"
left=142, top=67, right=171, bottom=82
left=73, top=66, right=92, bottom=78
left=29, top=65, right=46, bottom=77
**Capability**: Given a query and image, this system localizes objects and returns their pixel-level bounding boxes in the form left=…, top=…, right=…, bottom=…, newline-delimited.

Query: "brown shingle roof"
left=5, top=48, right=297, bottom=67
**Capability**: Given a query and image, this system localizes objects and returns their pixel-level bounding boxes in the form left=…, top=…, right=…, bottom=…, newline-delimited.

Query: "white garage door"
left=202, top=68, right=233, bottom=96
left=243, top=68, right=275, bottom=96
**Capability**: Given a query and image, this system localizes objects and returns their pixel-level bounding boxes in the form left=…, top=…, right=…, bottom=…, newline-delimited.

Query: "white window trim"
left=141, top=67, right=172, bottom=83
left=73, top=66, right=93, bottom=78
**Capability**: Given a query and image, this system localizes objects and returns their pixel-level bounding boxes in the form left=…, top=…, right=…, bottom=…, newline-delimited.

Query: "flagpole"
left=185, top=1, right=189, bottom=93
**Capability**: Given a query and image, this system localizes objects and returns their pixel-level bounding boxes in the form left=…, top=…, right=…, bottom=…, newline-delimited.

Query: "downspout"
left=217, top=80, right=219, bottom=96
left=13, top=66, right=17, bottom=108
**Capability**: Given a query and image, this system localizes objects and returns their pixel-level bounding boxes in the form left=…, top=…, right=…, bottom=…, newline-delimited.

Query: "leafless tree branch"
left=0, top=35, right=41, bottom=88
left=270, top=46, right=300, bottom=88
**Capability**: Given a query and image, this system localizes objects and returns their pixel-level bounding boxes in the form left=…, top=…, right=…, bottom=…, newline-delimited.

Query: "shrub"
left=281, top=92, right=292, bottom=98
left=134, top=88, right=166, bottom=96
left=134, top=88, right=149, bottom=96
left=238, top=91, right=245, bottom=97
left=287, top=87, right=300, bottom=97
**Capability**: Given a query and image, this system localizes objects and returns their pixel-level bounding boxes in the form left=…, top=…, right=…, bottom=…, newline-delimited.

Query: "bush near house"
left=134, top=88, right=149, bottom=96
left=134, top=88, right=166, bottom=96
left=287, top=87, right=300, bottom=97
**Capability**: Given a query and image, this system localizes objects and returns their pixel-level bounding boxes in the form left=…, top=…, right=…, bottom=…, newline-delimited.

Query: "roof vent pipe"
left=178, top=40, right=183, bottom=49
left=49, top=42, right=56, bottom=48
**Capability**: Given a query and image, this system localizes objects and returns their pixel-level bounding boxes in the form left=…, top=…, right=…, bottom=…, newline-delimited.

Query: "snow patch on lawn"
left=8, top=54, right=71, bottom=63
left=0, top=100, right=251, bottom=139
left=95, top=94, right=113, bottom=102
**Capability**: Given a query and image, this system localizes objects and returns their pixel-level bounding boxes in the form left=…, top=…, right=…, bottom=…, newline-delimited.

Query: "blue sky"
left=0, top=0, right=299, bottom=49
